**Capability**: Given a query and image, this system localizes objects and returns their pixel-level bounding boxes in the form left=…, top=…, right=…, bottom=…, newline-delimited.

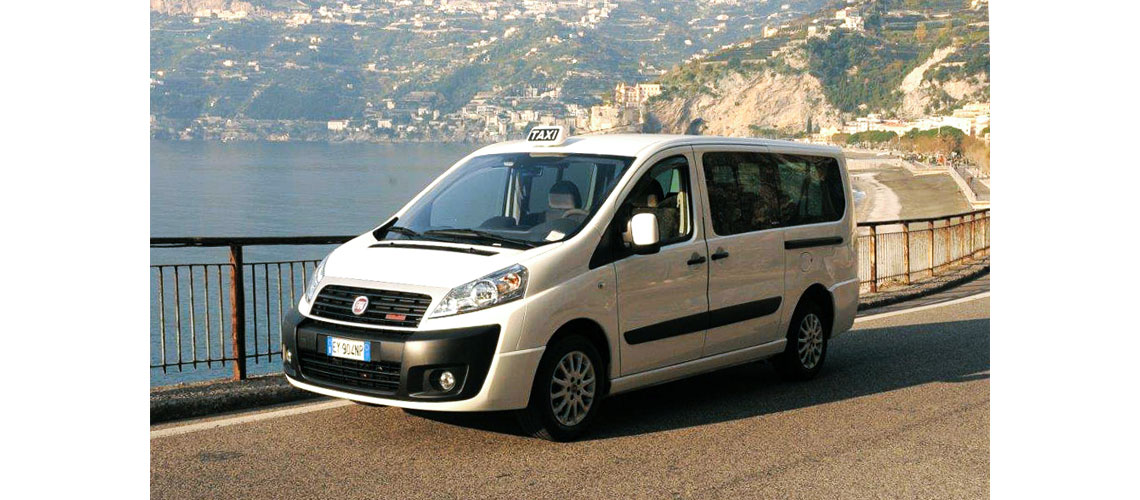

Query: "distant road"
left=152, top=292, right=990, bottom=499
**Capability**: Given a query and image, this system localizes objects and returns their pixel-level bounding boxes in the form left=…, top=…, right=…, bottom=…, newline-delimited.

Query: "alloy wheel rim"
left=550, top=351, right=596, bottom=427
left=797, top=313, right=824, bottom=369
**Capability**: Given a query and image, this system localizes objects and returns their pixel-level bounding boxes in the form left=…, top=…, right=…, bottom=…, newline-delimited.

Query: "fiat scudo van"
left=282, top=127, right=858, bottom=441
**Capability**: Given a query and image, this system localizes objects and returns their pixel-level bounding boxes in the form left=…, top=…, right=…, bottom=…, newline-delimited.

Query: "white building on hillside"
left=613, top=83, right=662, bottom=108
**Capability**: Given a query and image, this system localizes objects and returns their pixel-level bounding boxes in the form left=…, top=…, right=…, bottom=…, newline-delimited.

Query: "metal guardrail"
left=151, top=236, right=353, bottom=381
left=150, top=209, right=989, bottom=384
left=856, top=209, right=990, bottom=293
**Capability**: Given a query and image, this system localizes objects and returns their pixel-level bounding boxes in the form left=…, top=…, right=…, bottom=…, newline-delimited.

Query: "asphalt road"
left=152, top=294, right=990, bottom=499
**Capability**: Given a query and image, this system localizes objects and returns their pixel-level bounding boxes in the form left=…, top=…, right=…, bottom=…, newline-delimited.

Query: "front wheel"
left=516, top=335, right=604, bottom=441
left=775, top=302, right=829, bottom=380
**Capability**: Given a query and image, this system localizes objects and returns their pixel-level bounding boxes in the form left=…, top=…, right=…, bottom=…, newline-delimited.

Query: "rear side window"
left=701, top=151, right=846, bottom=235
left=701, top=151, right=782, bottom=235
left=773, top=154, right=846, bottom=226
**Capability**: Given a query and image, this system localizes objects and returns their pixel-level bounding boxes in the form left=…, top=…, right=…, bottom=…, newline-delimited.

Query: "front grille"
left=311, top=284, right=432, bottom=328
left=299, top=352, right=401, bottom=394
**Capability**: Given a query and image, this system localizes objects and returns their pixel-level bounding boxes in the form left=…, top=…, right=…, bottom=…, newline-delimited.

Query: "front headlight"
left=304, top=257, right=327, bottom=303
left=429, top=264, right=528, bottom=318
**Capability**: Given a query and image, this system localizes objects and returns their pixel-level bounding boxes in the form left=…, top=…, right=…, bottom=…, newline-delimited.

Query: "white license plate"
left=326, top=336, right=371, bottom=362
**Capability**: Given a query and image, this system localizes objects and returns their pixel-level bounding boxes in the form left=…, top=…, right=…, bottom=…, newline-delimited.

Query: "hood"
left=322, top=234, right=560, bottom=289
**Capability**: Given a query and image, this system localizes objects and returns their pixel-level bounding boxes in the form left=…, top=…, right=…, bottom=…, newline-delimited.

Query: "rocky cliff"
left=646, top=1, right=989, bottom=137
left=647, top=69, right=842, bottom=136
left=898, top=47, right=989, bottom=119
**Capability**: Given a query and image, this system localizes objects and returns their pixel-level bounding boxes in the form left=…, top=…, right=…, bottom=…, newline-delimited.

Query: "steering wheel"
left=562, top=208, right=588, bottom=218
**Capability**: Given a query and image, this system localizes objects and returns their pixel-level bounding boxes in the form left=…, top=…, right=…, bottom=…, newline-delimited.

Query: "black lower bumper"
left=281, top=307, right=500, bottom=402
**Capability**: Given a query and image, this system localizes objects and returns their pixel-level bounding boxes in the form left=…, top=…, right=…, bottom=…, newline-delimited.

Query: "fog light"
left=438, top=371, right=456, bottom=391
left=283, top=345, right=292, bottom=363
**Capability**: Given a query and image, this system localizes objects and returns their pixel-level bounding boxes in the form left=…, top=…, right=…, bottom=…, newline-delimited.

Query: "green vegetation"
left=151, top=0, right=821, bottom=127
left=657, top=0, right=989, bottom=116
left=905, top=125, right=964, bottom=141
left=847, top=130, right=898, bottom=145
left=748, top=124, right=809, bottom=139
left=928, top=33, right=989, bottom=82
left=805, top=30, right=922, bottom=113
left=150, top=0, right=989, bottom=141
left=899, top=126, right=965, bottom=157
left=845, top=124, right=988, bottom=171
left=655, top=39, right=798, bottom=101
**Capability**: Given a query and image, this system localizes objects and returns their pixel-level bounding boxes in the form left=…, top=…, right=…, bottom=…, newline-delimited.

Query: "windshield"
left=381, top=152, right=635, bottom=248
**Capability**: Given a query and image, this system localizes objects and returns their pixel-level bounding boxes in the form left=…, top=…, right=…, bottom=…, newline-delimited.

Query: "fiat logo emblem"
left=351, top=296, right=369, bottom=315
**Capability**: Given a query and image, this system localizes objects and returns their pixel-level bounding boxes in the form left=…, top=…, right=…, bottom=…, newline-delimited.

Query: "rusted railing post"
left=963, top=215, right=971, bottom=261
left=949, top=216, right=957, bottom=266
left=229, top=244, right=247, bottom=380
left=868, top=225, right=878, bottom=293
left=970, top=213, right=978, bottom=257
left=928, top=220, right=935, bottom=278
left=985, top=212, right=990, bottom=256
left=902, top=222, right=911, bottom=285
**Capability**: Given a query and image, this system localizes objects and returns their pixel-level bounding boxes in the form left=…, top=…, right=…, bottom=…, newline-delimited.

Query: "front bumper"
left=281, top=308, right=543, bottom=411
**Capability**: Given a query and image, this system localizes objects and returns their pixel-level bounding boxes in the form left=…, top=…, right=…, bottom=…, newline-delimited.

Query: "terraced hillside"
left=648, top=0, right=989, bottom=136
left=151, top=0, right=828, bottom=124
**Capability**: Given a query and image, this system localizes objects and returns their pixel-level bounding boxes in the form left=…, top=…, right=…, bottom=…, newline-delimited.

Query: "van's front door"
left=694, top=148, right=787, bottom=356
left=607, top=150, right=710, bottom=376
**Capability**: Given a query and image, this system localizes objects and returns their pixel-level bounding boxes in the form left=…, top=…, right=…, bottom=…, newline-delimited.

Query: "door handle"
left=686, top=253, right=707, bottom=265
left=711, top=248, right=730, bottom=261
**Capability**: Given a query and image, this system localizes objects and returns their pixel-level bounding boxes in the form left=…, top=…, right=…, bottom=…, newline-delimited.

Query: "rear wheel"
left=516, top=335, right=604, bottom=441
left=775, top=300, right=829, bottom=380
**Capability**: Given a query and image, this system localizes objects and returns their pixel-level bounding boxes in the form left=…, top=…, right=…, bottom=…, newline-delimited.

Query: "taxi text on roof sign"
left=526, top=126, right=566, bottom=146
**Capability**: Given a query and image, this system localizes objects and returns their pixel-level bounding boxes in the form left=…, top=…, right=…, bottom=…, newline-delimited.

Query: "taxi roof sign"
left=526, top=126, right=567, bottom=146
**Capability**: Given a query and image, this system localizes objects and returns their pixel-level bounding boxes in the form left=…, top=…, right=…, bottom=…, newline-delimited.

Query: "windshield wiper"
left=423, top=229, right=538, bottom=249
left=385, top=225, right=420, bottom=237
left=379, top=225, right=446, bottom=243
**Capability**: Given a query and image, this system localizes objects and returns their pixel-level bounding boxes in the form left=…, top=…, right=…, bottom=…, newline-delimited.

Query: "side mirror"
left=629, top=212, right=660, bottom=253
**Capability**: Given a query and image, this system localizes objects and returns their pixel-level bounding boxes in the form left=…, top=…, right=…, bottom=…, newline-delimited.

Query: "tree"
left=899, top=126, right=969, bottom=157
left=915, top=23, right=928, bottom=43
left=961, top=136, right=990, bottom=174
left=847, top=130, right=898, bottom=146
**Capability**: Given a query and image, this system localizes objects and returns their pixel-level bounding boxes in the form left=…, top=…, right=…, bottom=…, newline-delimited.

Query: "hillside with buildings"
left=647, top=0, right=989, bottom=141
left=150, top=0, right=829, bottom=142
left=150, top=0, right=988, bottom=144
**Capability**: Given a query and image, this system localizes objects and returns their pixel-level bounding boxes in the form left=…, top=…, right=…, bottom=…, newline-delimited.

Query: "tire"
left=516, top=335, right=604, bottom=441
left=774, top=300, right=830, bottom=380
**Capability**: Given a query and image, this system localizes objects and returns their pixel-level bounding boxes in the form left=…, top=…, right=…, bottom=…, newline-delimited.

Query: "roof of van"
left=470, top=134, right=843, bottom=159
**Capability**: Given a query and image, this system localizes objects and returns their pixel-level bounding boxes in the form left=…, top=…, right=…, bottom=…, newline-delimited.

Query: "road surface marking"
left=855, top=291, right=989, bottom=324
left=152, top=291, right=989, bottom=439
left=151, top=400, right=353, bottom=440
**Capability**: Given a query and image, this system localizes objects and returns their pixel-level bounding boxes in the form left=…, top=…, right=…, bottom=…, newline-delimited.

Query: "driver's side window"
left=429, top=167, right=509, bottom=228
left=619, top=155, right=693, bottom=247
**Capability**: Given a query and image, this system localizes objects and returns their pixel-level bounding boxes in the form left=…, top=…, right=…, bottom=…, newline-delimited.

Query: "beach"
left=847, top=152, right=973, bottom=223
